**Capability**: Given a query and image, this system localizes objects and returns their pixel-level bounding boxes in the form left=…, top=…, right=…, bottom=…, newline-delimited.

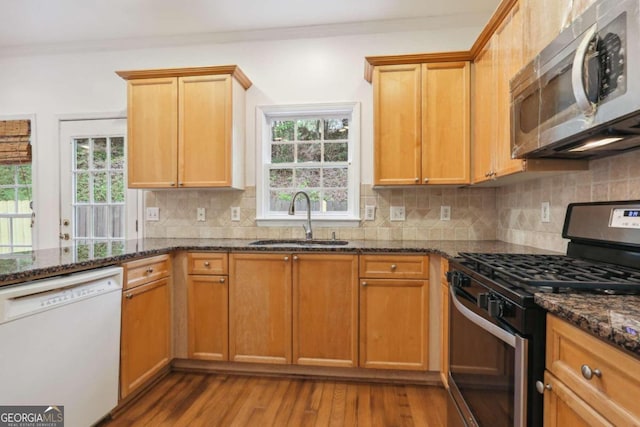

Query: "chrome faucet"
left=288, top=191, right=313, bottom=240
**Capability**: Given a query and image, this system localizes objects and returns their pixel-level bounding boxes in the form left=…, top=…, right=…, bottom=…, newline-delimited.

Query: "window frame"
left=0, top=164, right=33, bottom=253
left=255, top=102, right=360, bottom=226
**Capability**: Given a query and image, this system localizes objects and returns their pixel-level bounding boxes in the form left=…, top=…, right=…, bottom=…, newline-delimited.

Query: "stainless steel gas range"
left=446, top=200, right=640, bottom=427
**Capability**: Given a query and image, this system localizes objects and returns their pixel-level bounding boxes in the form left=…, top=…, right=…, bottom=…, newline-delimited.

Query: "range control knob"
left=451, top=272, right=471, bottom=288
left=488, top=297, right=504, bottom=318
left=477, top=293, right=490, bottom=309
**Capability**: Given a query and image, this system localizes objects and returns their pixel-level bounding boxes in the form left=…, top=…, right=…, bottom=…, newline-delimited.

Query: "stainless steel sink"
left=249, top=239, right=349, bottom=246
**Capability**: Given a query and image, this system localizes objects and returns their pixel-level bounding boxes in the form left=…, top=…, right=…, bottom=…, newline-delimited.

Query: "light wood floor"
left=102, top=372, right=448, bottom=426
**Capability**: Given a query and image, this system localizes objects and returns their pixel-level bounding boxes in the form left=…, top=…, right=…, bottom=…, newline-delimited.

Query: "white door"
left=60, top=118, right=139, bottom=257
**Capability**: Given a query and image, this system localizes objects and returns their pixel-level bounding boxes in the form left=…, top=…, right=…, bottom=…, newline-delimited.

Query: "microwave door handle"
left=449, top=287, right=516, bottom=347
left=571, top=24, right=598, bottom=117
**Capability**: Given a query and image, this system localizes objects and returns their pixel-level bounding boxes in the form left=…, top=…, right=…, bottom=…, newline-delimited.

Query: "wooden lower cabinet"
left=542, top=371, right=612, bottom=427
left=359, top=278, right=429, bottom=370
left=440, top=258, right=449, bottom=387
left=120, top=277, right=171, bottom=399
left=187, top=275, right=228, bottom=360
left=292, top=253, right=358, bottom=367
left=229, top=253, right=292, bottom=364
left=540, top=314, right=640, bottom=426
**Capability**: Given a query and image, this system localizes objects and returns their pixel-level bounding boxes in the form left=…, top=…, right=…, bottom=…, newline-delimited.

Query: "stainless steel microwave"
left=511, top=0, right=640, bottom=159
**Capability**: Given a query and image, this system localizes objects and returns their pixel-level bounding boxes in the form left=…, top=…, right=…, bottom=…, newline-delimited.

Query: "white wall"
left=0, top=26, right=483, bottom=249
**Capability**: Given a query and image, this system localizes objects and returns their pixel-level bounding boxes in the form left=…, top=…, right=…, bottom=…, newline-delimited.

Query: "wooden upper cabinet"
left=372, top=61, right=470, bottom=186
left=422, top=62, right=470, bottom=184
left=373, top=64, right=422, bottom=186
left=471, top=41, right=497, bottom=184
left=117, top=65, right=252, bottom=189
left=126, top=78, right=178, bottom=188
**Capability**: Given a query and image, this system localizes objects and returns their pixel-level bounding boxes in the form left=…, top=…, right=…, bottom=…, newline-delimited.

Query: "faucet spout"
left=289, top=191, right=313, bottom=240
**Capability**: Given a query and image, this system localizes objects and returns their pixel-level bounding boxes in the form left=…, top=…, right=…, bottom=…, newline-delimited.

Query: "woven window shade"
left=0, top=120, right=32, bottom=165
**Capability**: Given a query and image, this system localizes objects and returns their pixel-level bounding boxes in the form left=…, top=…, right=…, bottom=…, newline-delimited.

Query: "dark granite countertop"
left=536, top=293, right=640, bottom=358
left=0, top=238, right=551, bottom=286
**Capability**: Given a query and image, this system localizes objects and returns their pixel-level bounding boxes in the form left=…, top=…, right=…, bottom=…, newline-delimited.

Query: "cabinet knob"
left=293, top=255, right=299, bottom=261
left=219, top=277, right=225, bottom=283
left=414, top=177, right=419, bottom=183
left=361, top=281, right=367, bottom=286
left=391, top=264, right=397, bottom=271
left=204, top=261, right=210, bottom=267
left=146, top=267, right=154, bottom=274
left=179, top=182, right=184, bottom=186
left=581, top=364, right=602, bottom=380
left=424, top=178, right=429, bottom=183
left=125, top=293, right=133, bottom=300
left=170, top=182, right=176, bottom=187
left=284, top=256, right=289, bottom=261
left=535, top=380, right=551, bottom=394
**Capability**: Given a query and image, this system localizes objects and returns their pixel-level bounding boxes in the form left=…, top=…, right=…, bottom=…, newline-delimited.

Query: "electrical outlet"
left=231, top=206, right=241, bottom=222
left=440, top=205, right=451, bottom=221
left=390, top=206, right=405, bottom=221
left=364, top=205, right=376, bottom=221
left=145, top=207, right=159, bottom=221
left=197, top=207, right=206, bottom=222
left=541, top=201, right=551, bottom=223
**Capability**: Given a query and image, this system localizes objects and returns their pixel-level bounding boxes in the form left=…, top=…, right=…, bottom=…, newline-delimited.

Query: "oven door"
left=448, top=285, right=527, bottom=427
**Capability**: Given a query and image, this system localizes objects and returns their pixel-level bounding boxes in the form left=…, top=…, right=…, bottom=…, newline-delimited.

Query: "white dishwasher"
left=0, top=266, right=123, bottom=427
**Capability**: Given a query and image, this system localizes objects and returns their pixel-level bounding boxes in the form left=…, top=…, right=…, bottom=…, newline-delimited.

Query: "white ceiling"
left=1, top=0, right=500, bottom=49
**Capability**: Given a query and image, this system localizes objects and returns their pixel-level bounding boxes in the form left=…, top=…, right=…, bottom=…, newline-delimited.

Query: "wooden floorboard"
left=101, top=372, right=448, bottom=427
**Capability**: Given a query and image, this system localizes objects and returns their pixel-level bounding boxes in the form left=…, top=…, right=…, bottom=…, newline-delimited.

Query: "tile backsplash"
left=496, top=150, right=640, bottom=253
left=144, top=185, right=498, bottom=241
left=144, top=150, right=640, bottom=248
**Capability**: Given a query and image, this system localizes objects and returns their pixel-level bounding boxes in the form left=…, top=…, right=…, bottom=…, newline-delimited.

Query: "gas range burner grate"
left=458, top=253, right=640, bottom=292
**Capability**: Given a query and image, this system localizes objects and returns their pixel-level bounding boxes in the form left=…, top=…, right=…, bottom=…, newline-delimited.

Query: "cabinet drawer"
left=123, top=254, right=171, bottom=290
left=546, top=315, right=640, bottom=426
left=360, top=254, right=429, bottom=279
left=188, top=252, right=228, bottom=275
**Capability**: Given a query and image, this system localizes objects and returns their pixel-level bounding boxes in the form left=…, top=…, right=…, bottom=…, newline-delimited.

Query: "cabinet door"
left=495, top=7, right=526, bottom=178
left=179, top=75, right=232, bottom=187
left=472, top=40, right=497, bottom=184
left=127, top=77, right=178, bottom=188
left=120, top=277, right=171, bottom=399
left=422, top=62, right=470, bottom=184
left=292, top=253, right=358, bottom=367
left=359, top=279, right=429, bottom=370
left=373, top=64, right=422, bottom=185
left=229, top=253, right=292, bottom=364
left=187, top=275, right=228, bottom=361
left=543, top=372, right=613, bottom=427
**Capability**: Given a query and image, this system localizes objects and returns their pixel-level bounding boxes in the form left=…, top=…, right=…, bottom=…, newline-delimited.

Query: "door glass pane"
left=93, top=172, right=108, bottom=203
left=110, top=206, right=124, bottom=238
left=93, top=206, right=108, bottom=238
left=75, top=206, right=91, bottom=238
left=75, top=139, right=90, bottom=169
left=12, top=218, right=31, bottom=246
left=92, top=138, right=107, bottom=169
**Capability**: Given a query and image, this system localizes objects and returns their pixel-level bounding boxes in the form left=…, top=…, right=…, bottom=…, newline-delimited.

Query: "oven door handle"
left=450, top=286, right=516, bottom=347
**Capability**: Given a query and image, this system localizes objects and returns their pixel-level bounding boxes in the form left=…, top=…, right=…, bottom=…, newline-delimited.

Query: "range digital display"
left=624, top=210, right=640, bottom=217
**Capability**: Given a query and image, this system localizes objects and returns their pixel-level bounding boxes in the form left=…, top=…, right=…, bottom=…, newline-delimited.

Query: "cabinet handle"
left=391, top=264, right=397, bottom=271
left=293, top=255, right=299, bottom=261
left=424, top=177, right=429, bottom=183
left=146, top=267, right=154, bottom=274
left=535, top=380, right=551, bottom=394
left=361, top=281, right=367, bottom=286
left=284, top=256, right=289, bottom=261
left=414, top=177, right=419, bottom=183
left=204, top=261, right=210, bottom=267
left=219, top=277, right=225, bottom=283
left=125, top=293, right=133, bottom=300
left=581, top=364, right=602, bottom=380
